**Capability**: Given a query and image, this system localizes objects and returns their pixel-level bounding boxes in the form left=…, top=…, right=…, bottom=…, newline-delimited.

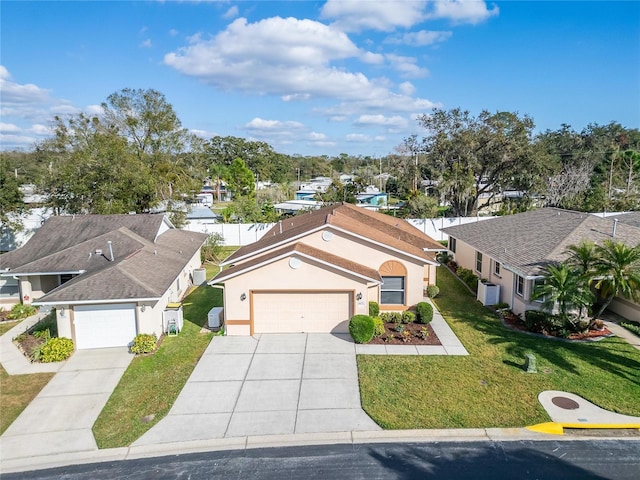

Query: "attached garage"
left=73, top=303, right=137, bottom=349
left=252, top=291, right=352, bottom=334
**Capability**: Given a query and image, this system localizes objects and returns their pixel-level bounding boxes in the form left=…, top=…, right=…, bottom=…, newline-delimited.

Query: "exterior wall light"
left=356, top=292, right=363, bottom=301
left=240, top=293, right=247, bottom=301
left=141, top=304, right=146, bottom=312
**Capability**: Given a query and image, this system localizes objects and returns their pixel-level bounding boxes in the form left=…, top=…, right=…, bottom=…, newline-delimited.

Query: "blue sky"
left=1, top=1, right=639, bottom=157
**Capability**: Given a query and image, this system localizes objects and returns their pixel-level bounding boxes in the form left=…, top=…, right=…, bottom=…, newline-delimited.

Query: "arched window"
left=379, top=261, right=407, bottom=305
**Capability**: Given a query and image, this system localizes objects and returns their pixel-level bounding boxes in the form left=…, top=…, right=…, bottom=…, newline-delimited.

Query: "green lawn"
left=358, top=266, right=640, bottom=429
left=93, top=283, right=222, bottom=448
left=0, top=320, right=54, bottom=435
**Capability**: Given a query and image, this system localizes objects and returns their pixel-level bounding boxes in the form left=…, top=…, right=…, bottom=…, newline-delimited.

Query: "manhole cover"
left=551, top=396, right=580, bottom=410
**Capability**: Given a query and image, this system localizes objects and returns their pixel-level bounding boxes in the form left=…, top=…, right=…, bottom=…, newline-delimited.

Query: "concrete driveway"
left=134, top=334, right=380, bottom=446
left=0, top=347, right=133, bottom=462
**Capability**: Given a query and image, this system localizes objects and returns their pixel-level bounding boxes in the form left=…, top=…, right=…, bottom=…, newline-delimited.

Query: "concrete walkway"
left=0, top=312, right=65, bottom=375
left=0, top=347, right=133, bottom=462
left=603, top=321, right=640, bottom=351
left=134, top=333, right=381, bottom=447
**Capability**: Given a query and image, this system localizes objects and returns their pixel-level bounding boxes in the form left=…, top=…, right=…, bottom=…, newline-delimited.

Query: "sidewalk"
left=603, top=321, right=640, bottom=351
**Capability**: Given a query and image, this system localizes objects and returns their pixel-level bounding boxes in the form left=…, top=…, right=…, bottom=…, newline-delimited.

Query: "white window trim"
left=493, top=261, right=501, bottom=278
left=475, top=251, right=483, bottom=274
left=516, top=275, right=524, bottom=297
left=381, top=276, right=406, bottom=305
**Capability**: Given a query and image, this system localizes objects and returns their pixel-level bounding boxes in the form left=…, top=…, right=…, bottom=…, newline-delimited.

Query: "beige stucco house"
left=441, top=208, right=640, bottom=321
left=1, top=214, right=208, bottom=349
left=211, top=203, right=444, bottom=335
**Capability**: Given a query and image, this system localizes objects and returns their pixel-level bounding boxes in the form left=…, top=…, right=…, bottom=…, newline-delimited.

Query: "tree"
left=0, top=159, right=25, bottom=230
left=415, top=108, right=536, bottom=216
left=405, top=193, right=439, bottom=218
left=565, top=241, right=598, bottom=278
left=591, top=240, right=640, bottom=322
left=531, top=263, right=594, bottom=327
left=226, top=158, right=255, bottom=198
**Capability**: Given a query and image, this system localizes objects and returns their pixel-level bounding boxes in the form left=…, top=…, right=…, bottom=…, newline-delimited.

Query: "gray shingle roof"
left=616, top=212, right=640, bottom=228
left=0, top=213, right=208, bottom=304
left=441, top=208, right=640, bottom=276
left=1, top=214, right=167, bottom=269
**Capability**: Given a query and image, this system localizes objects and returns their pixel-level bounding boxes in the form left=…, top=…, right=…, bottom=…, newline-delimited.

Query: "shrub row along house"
left=211, top=203, right=445, bottom=335
left=442, top=208, right=640, bottom=322
left=0, top=215, right=208, bottom=349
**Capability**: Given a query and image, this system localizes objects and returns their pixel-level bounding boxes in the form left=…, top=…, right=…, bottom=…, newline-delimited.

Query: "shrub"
left=369, top=301, right=380, bottom=317
left=40, top=337, right=74, bottom=362
left=621, top=322, right=640, bottom=336
left=388, top=311, right=402, bottom=324
left=372, top=316, right=385, bottom=337
left=456, top=268, right=479, bottom=292
left=401, top=311, right=416, bottom=324
left=436, top=252, right=452, bottom=264
left=416, top=302, right=433, bottom=324
left=130, top=333, right=158, bottom=354
left=31, top=313, right=57, bottom=338
left=349, top=315, right=375, bottom=344
left=8, top=303, right=37, bottom=320
left=494, top=302, right=510, bottom=311
left=201, top=232, right=225, bottom=263
left=380, top=312, right=390, bottom=322
left=425, top=285, right=440, bottom=298
left=524, top=310, right=547, bottom=333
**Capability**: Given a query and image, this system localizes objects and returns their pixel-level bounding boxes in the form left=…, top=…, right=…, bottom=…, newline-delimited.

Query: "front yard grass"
left=0, top=365, right=54, bottom=435
left=358, top=266, right=640, bottom=429
left=93, top=283, right=222, bottom=448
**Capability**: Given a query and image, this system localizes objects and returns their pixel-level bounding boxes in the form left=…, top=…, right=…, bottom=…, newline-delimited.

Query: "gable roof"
left=442, top=208, right=640, bottom=276
left=223, top=203, right=442, bottom=266
left=33, top=228, right=208, bottom=304
left=616, top=211, right=640, bottom=228
left=1, top=214, right=168, bottom=270
left=212, top=242, right=382, bottom=285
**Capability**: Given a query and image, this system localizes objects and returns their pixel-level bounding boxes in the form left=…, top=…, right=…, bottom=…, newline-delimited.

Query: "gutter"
left=33, top=297, right=162, bottom=306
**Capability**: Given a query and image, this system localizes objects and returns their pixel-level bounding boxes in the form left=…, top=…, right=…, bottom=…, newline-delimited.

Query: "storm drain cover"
left=551, top=396, right=580, bottom=410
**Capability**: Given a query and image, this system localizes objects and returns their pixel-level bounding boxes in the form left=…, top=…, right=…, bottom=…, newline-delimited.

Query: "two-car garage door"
left=73, top=304, right=137, bottom=349
left=252, top=292, right=351, bottom=334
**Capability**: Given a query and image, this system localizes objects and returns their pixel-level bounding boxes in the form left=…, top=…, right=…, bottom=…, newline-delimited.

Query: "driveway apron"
left=134, top=334, right=380, bottom=446
left=0, top=347, right=133, bottom=461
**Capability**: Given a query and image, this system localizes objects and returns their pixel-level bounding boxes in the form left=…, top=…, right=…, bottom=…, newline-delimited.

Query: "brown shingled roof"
left=213, top=242, right=382, bottom=284
left=223, top=203, right=441, bottom=266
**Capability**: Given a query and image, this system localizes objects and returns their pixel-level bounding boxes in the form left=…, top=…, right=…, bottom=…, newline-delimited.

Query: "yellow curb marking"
left=527, top=422, right=640, bottom=435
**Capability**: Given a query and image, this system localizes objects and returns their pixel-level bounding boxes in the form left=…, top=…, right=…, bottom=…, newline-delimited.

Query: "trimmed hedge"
left=369, top=301, right=380, bottom=317
left=426, top=285, right=440, bottom=298
left=349, top=315, right=375, bottom=344
left=401, top=311, right=416, bottom=324
left=416, top=302, right=433, bottom=324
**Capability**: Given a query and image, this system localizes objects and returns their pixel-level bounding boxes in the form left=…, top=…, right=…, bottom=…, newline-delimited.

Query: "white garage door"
left=73, top=303, right=137, bottom=349
left=253, top=292, right=351, bottom=334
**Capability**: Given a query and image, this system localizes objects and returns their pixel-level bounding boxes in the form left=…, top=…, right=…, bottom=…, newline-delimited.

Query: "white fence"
left=184, top=215, right=498, bottom=246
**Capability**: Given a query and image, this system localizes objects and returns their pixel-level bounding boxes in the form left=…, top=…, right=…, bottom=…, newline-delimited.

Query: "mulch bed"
left=501, top=312, right=613, bottom=341
left=368, top=322, right=441, bottom=345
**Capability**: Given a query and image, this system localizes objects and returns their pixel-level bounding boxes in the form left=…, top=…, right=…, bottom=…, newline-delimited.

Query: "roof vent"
left=95, top=249, right=103, bottom=255
left=612, top=218, right=618, bottom=238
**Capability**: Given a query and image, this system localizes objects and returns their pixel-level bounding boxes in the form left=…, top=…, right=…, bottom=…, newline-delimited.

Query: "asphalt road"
left=4, top=440, right=640, bottom=480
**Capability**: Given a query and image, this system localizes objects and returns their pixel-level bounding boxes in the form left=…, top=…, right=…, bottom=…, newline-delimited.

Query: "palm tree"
left=532, top=263, right=594, bottom=328
left=591, top=240, right=640, bottom=322
left=565, top=241, right=597, bottom=279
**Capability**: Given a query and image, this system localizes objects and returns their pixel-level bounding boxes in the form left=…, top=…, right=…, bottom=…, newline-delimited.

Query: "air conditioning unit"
left=207, top=306, right=224, bottom=331
left=477, top=280, right=500, bottom=306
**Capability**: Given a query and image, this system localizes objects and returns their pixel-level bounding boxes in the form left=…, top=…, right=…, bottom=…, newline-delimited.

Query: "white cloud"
left=28, top=124, right=52, bottom=135
left=85, top=104, right=104, bottom=115
left=427, top=0, right=499, bottom=25
left=245, top=117, right=305, bottom=131
left=164, top=17, right=437, bottom=118
left=346, top=133, right=372, bottom=142
left=169, top=28, right=179, bottom=37
left=223, top=6, right=238, bottom=20
left=321, top=0, right=427, bottom=32
left=386, top=54, right=429, bottom=78
left=398, top=81, right=416, bottom=96
left=140, top=39, right=153, bottom=48
left=190, top=128, right=218, bottom=139
left=0, top=65, right=10, bottom=79
left=354, top=114, right=408, bottom=130
left=0, top=122, right=21, bottom=133
left=386, top=30, right=453, bottom=46
left=308, top=131, right=328, bottom=140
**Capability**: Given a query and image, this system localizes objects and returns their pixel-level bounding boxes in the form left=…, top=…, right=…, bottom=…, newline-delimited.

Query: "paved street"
left=6, top=440, right=640, bottom=480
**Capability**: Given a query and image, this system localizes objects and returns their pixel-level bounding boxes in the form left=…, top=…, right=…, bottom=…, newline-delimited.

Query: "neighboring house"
left=211, top=203, right=444, bottom=335
left=441, top=208, right=640, bottom=321
left=0, top=214, right=208, bottom=349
